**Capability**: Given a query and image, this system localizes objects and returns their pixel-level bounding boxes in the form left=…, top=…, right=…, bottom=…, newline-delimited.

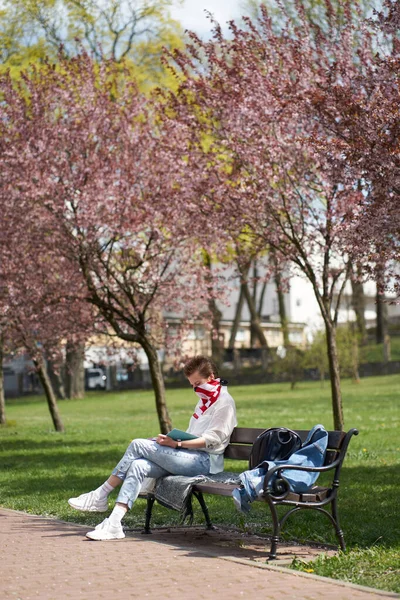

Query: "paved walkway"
left=0, top=508, right=398, bottom=600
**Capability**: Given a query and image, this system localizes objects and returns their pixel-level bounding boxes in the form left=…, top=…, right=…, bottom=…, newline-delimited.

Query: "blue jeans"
left=112, top=438, right=211, bottom=509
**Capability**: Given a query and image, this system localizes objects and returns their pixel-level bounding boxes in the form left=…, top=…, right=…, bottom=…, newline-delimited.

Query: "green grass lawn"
left=1, top=375, right=399, bottom=592
left=360, top=336, right=400, bottom=362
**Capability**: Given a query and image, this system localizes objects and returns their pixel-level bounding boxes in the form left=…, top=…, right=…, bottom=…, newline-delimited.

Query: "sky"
left=170, top=0, right=247, bottom=37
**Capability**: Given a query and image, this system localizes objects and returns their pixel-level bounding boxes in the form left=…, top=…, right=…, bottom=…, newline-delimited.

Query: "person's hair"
left=183, top=355, right=218, bottom=379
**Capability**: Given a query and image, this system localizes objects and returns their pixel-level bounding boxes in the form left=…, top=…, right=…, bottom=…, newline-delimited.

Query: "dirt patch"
left=126, top=525, right=337, bottom=565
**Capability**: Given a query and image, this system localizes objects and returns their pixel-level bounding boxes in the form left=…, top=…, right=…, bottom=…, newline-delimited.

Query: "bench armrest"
left=262, top=458, right=342, bottom=500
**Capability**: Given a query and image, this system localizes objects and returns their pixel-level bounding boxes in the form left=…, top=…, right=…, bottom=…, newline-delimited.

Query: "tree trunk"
left=229, top=285, right=245, bottom=348
left=34, top=356, right=65, bottom=432
left=65, top=341, right=85, bottom=399
left=109, top=364, right=117, bottom=390
left=242, top=281, right=269, bottom=348
left=204, top=253, right=224, bottom=365
left=258, top=281, right=267, bottom=319
left=383, top=334, right=391, bottom=363
left=47, top=359, right=66, bottom=400
left=233, top=348, right=241, bottom=371
left=0, top=334, right=6, bottom=425
left=275, top=272, right=290, bottom=347
left=250, top=261, right=258, bottom=347
left=376, top=288, right=388, bottom=345
left=351, top=268, right=368, bottom=345
left=261, top=347, right=268, bottom=370
left=209, top=298, right=224, bottom=366
left=141, top=337, right=172, bottom=434
left=324, top=321, right=344, bottom=430
left=352, top=336, right=360, bottom=383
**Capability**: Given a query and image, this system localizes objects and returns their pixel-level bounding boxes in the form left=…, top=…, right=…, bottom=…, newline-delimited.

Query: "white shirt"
left=187, top=385, right=237, bottom=474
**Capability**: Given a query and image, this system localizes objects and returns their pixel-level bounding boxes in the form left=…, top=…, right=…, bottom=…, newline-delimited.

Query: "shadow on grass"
left=144, top=464, right=400, bottom=551
left=1, top=455, right=123, bottom=478
left=0, top=438, right=129, bottom=473
left=0, top=439, right=123, bottom=451
left=234, top=464, right=400, bottom=550
left=0, top=439, right=398, bottom=552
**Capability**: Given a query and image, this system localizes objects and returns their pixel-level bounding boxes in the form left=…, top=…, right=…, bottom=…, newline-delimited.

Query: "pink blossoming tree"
left=295, top=0, right=400, bottom=292
left=0, top=54, right=218, bottom=432
left=165, top=3, right=380, bottom=429
left=0, top=181, right=96, bottom=430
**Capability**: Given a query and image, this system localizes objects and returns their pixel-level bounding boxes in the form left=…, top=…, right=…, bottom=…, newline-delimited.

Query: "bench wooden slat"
left=280, top=486, right=331, bottom=503
left=224, top=445, right=251, bottom=460
left=193, top=482, right=237, bottom=496
left=231, top=429, right=315, bottom=444
left=327, top=431, right=346, bottom=449
left=325, top=450, right=339, bottom=465
left=228, top=427, right=265, bottom=444
left=194, top=481, right=331, bottom=502
left=225, top=429, right=346, bottom=464
left=230, top=427, right=347, bottom=451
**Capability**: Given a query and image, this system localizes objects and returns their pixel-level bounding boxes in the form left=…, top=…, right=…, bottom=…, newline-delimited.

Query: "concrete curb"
left=187, top=550, right=400, bottom=598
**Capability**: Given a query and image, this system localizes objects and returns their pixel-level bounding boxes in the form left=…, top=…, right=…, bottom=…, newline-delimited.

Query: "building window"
left=188, top=326, right=205, bottom=340
left=235, top=329, right=246, bottom=342
left=289, top=331, right=303, bottom=344
left=167, top=325, right=179, bottom=338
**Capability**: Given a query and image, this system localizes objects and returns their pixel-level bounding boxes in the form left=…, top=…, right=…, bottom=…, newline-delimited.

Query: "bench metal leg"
left=193, top=491, right=214, bottom=530
left=265, top=497, right=280, bottom=560
left=142, top=496, right=155, bottom=534
left=331, top=497, right=346, bottom=552
left=268, top=499, right=346, bottom=556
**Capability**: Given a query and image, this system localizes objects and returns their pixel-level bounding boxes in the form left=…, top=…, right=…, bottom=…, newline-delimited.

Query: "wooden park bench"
left=141, top=426, right=359, bottom=559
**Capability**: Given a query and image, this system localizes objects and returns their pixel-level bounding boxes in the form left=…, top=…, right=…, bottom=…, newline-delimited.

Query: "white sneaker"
left=68, top=491, right=108, bottom=512
left=86, top=518, right=125, bottom=541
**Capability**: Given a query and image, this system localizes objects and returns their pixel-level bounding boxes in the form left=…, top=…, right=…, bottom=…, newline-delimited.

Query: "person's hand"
left=156, top=434, right=178, bottom=448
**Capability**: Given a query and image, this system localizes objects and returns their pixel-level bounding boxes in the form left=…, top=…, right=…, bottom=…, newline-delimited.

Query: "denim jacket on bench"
left=232, top=424, right=328, bottom=513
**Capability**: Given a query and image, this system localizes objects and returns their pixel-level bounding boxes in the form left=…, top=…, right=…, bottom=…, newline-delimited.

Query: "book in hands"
left=166, top=428, right=198, bottom=441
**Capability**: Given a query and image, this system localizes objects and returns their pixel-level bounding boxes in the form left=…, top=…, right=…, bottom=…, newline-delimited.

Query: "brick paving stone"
left=0, top=509, right=397, bottom=600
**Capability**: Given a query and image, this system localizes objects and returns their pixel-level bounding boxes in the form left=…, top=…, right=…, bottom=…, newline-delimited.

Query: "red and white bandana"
left=192, top=378, right=222, bottom=419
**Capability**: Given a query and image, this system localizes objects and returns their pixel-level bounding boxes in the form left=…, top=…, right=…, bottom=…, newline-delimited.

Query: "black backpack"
left=249, top=427, right=302, bottom=469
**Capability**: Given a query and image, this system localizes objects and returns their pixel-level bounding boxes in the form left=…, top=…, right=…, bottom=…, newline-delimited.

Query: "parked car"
left=85, top=368, right=107, bottom=391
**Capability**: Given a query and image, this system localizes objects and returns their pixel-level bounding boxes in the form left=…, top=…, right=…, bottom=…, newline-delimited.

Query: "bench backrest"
left=224, top=427, right=347, bottom=467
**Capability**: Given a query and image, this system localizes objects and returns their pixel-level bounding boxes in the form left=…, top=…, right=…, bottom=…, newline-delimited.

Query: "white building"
left=82, top=264, right=400, bottom=373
